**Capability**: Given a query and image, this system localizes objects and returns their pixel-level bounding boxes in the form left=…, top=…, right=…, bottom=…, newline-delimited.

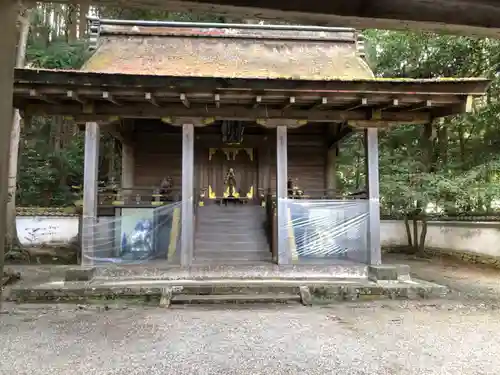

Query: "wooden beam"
left=431, top=95, right=474, bottom=117
left=311, top=97, right=328, bottom=110
left=283, top=96, right=295, bottom=110
left=328, top=123, right=354, bottom=149
left=82, top=101, right=94, bottom=115
left=253, top=95, right=262, bottom=109
left=102, top=91, right=121, bottom=106
left=345, top=97, right=368, bottom=111
left=66, top=90, right=85, bottom=104
left=145, top=92, right=159, bottom=107
left=373, top=98, right=399, bottom=111
left=14, top=68, right=491, bottom=96
left=21, top=102, right=433, bottom=123
left=29, top=89, right=57, bottom=105
left=180, top=93, right=190, bottom=108
left=408, top=100, right=432, bottom=111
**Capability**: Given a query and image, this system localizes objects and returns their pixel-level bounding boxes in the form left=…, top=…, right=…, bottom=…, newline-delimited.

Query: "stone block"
left=64, top=267, right=96, bottom=282
left=395, top=264, right=411, bottom=281
left=159, top=288, right=172, bottom=308
left=299, top=286, right=312, bottom=306
left=368, top=265, right=399, bottom=281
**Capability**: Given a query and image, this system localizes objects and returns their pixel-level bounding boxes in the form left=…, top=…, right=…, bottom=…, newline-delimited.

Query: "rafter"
left=253, top=96, right=262, bottom=109
left=66, top=90, right=85, bottom=104
left=180, top=93, right=190, bottom=108
left=344, top=97, right=368, bottom=111
left=283, top=96, right=295, bottom=110
left=145, top=92, right=159, bottom=107
left=102, top=91, right=121, bottom=106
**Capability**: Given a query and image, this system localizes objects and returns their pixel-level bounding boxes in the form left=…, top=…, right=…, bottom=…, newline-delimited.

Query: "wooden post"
left=82, top=122, right=100, bottom=266
left=181, top=123, right=194, bottom=267
left=276, top=125, right=290, bottom=265
left=365, top=128, right=382, bottom=265
left=0, top=1, right=19, bottom=304
left=121, top=141, right=134, bottom=189
left=325, top=147, right=337, bottom=198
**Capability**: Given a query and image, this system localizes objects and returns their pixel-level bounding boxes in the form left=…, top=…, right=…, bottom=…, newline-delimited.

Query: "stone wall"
left=381, top=220, right=500, bottom=266
left=17, top=216, right=79, bottom=246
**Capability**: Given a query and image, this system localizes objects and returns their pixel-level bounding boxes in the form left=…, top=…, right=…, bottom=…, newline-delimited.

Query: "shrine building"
left=12, top=18, right=490, bottom=267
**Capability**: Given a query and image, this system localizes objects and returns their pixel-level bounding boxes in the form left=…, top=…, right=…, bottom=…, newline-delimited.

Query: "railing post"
left=276, top=125, right=290, bottom=265
left=181, top=123, right=194, bottom=266
left=365, top=128, right=382, bottom=265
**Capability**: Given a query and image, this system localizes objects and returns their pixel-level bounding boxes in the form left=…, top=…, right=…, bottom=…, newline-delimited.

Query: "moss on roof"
left=82, top=35, right=374, bottom=80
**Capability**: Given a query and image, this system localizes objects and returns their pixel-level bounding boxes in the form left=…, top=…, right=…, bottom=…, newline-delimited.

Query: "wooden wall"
left=133, top=122, right=182, bottom=187
left=131, top=120, right=329, bottom=194
left=270, top=126, right=328, bottom=193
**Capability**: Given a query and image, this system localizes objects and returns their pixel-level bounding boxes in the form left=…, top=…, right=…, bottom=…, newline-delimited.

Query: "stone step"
left=195, top=232, right=268, bottom=242
left=196, top=224, right=265, bottom=231
left=171, top=293, right=302, bottom=305
left=196, top=228, right=265, bottom=236
left=195, top=241, right=268, bottom=251
left=194, top=252, right=272, bottom=262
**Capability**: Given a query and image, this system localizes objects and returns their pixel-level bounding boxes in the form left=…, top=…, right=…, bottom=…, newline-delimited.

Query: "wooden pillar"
left=276, top=125, right=290, bottom=265
left=181, top=123, right=194, bottom=267
left=364, top=128, right=382, bottom=265
left=82, top=122, right=100, bottom=266
left=325, top=147, right=337, bottom=198
left=121, top=141, right=134, bottom=188
left=0, top=1, right=19, bottom=291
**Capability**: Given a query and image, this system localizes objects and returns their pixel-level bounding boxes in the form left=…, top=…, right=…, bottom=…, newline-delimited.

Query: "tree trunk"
left=404, top=215, right=413, bottom=247
left=6, top=8, right=33, bottom=251
left=412, top=216, right=419, bottom=253
left=66, top=5, right=78, bottom=42
left=418, top=217, right=428, bottom=257
left=79, top=3, right=90, bottom=38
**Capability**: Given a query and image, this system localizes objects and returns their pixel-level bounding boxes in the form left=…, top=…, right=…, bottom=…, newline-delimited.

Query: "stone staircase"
left=194, top=204, right=272, bottom=264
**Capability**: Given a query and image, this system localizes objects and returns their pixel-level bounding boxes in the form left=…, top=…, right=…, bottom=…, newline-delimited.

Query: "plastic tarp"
left=82, top=202, right=181, bottom=265
left=280, top=199, right=369, bottom=263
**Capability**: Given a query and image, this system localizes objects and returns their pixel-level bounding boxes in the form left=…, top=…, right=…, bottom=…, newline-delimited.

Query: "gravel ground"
left=1, top=300, right=500, bottom=375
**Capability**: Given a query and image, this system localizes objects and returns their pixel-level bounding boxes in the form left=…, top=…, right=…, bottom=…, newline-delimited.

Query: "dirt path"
left=385, top=253, right=500, bottom=303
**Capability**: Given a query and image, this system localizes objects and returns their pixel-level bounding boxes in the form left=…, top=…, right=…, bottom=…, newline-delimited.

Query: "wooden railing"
left=287, top=189, right=368, bottom=200
left=97, top=187, right=181, bottom=206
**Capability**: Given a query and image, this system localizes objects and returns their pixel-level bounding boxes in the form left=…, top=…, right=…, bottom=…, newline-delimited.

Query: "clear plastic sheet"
left=82, top=202, right=182, bottom=265
left=279, top=199, right=369, bottom=264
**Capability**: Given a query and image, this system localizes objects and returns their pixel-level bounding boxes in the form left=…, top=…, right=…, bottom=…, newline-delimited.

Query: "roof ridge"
left=87, top=16, right=357, bottom=33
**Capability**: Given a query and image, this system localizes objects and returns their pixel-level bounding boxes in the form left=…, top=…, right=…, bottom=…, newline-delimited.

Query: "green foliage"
left=337, top=30, right=500, bottom=217
left=26, top=39, right=89, bottom=69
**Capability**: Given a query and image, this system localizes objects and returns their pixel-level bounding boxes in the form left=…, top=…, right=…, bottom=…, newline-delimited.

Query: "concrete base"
left=6, top=262, right=446, bottom=306
left=368, top=264, right=410, bottom=281
left=8, top=276, right=448, bottom=306
left=64, top=267, right=96, bottom=282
